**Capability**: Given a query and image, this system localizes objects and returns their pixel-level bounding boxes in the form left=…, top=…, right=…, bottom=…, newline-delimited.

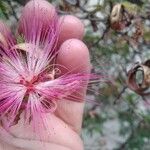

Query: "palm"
left=0, top=1, right=90, bottom=150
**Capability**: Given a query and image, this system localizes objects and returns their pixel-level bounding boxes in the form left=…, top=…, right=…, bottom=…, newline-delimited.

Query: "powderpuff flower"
left=0, top=0, right=104, bottom=133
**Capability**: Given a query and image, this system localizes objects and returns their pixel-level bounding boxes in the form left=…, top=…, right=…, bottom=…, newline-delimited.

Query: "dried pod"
left=110, top=4, right=123, bottom=24
left=110, top=3, right=132, bottom=31
left=127, top=60, right=150, bottom=96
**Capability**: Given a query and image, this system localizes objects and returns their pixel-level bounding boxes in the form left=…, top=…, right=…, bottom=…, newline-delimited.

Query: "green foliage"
left=83, top=113, right=105, bottom=135
left=144, top=31, right=150, bottom=41
left=121, top=1, right=141, bottom=14
left=0, top=1, right=9, bottom=19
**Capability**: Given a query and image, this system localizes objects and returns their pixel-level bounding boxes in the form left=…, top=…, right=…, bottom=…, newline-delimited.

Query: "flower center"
left=20, top=76, right=38, bottom=93
left=19, top=69, right=57, bottom=94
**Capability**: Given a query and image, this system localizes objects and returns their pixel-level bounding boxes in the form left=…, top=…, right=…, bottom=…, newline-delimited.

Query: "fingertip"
left=23, top=0, right=56, bottom=17
left=58, top=15, right=85, bottom=45
left=57, top=39, right=90, bottom=75
left=18, top=0, right=56, bottom=35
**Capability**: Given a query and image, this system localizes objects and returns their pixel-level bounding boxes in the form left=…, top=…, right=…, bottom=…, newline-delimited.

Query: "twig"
left=114, top=86, right=128, bottom=104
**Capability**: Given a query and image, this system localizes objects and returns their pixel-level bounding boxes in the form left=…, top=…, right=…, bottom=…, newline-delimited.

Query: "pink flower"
left=0, top=0, right=103, bottom=132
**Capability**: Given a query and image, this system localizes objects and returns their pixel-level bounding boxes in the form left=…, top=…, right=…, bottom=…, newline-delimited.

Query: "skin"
left=0, top=0, right=90, bottom=150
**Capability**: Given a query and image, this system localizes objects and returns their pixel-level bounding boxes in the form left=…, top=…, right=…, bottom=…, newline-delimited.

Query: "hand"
left=0, top=0, right=90, bottom=150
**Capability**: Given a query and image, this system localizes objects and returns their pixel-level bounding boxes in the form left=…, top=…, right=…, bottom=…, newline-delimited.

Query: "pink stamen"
left=0, top=0, right=105, bottom=136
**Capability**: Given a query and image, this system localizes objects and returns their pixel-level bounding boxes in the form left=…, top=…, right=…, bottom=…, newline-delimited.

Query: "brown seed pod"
left=110, top=4, right=125, bottom=31
left=110, top=4, right=123, bottom=24
left=127, top=60, right=150, bottom=96
left=110, top=3, right=132, bottom=31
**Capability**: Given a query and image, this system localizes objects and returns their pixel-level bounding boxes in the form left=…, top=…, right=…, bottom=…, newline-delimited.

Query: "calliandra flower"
left=0, top=0, right=104, bottom=133
left=127, top=60, right=150, bottom=96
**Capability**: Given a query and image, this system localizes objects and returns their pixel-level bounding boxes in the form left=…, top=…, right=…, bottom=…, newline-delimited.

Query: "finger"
left=58, top=15, right=84, bottom=46
left=18, top=0, right=56, bottom=41
left=56, top=39, right=91, bottom=133
left=18, top=0, right=84, bottom=49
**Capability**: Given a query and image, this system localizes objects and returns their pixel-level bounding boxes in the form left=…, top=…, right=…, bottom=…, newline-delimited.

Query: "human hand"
left=0, top=0, right=90, bottom=150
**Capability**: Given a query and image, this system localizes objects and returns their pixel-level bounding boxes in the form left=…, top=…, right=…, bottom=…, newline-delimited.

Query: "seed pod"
left=110, top=3, right=132, bottom=31
left=110, top=4, right=123, bottom=24
left=110, top=4, right=126, bottom=31
left=127, top=60, right=150, bottom=96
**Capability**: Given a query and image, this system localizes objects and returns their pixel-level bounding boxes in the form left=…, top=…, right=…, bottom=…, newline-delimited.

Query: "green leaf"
left=121, top=1, right=140, bottom=14
left=0, top=1, right=9, bottom=19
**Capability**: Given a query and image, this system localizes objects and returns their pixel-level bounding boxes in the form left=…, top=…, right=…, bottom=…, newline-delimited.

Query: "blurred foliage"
left=0, top=1, right=9, bottom=19
left=0, top=0, right=150, bottom=150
